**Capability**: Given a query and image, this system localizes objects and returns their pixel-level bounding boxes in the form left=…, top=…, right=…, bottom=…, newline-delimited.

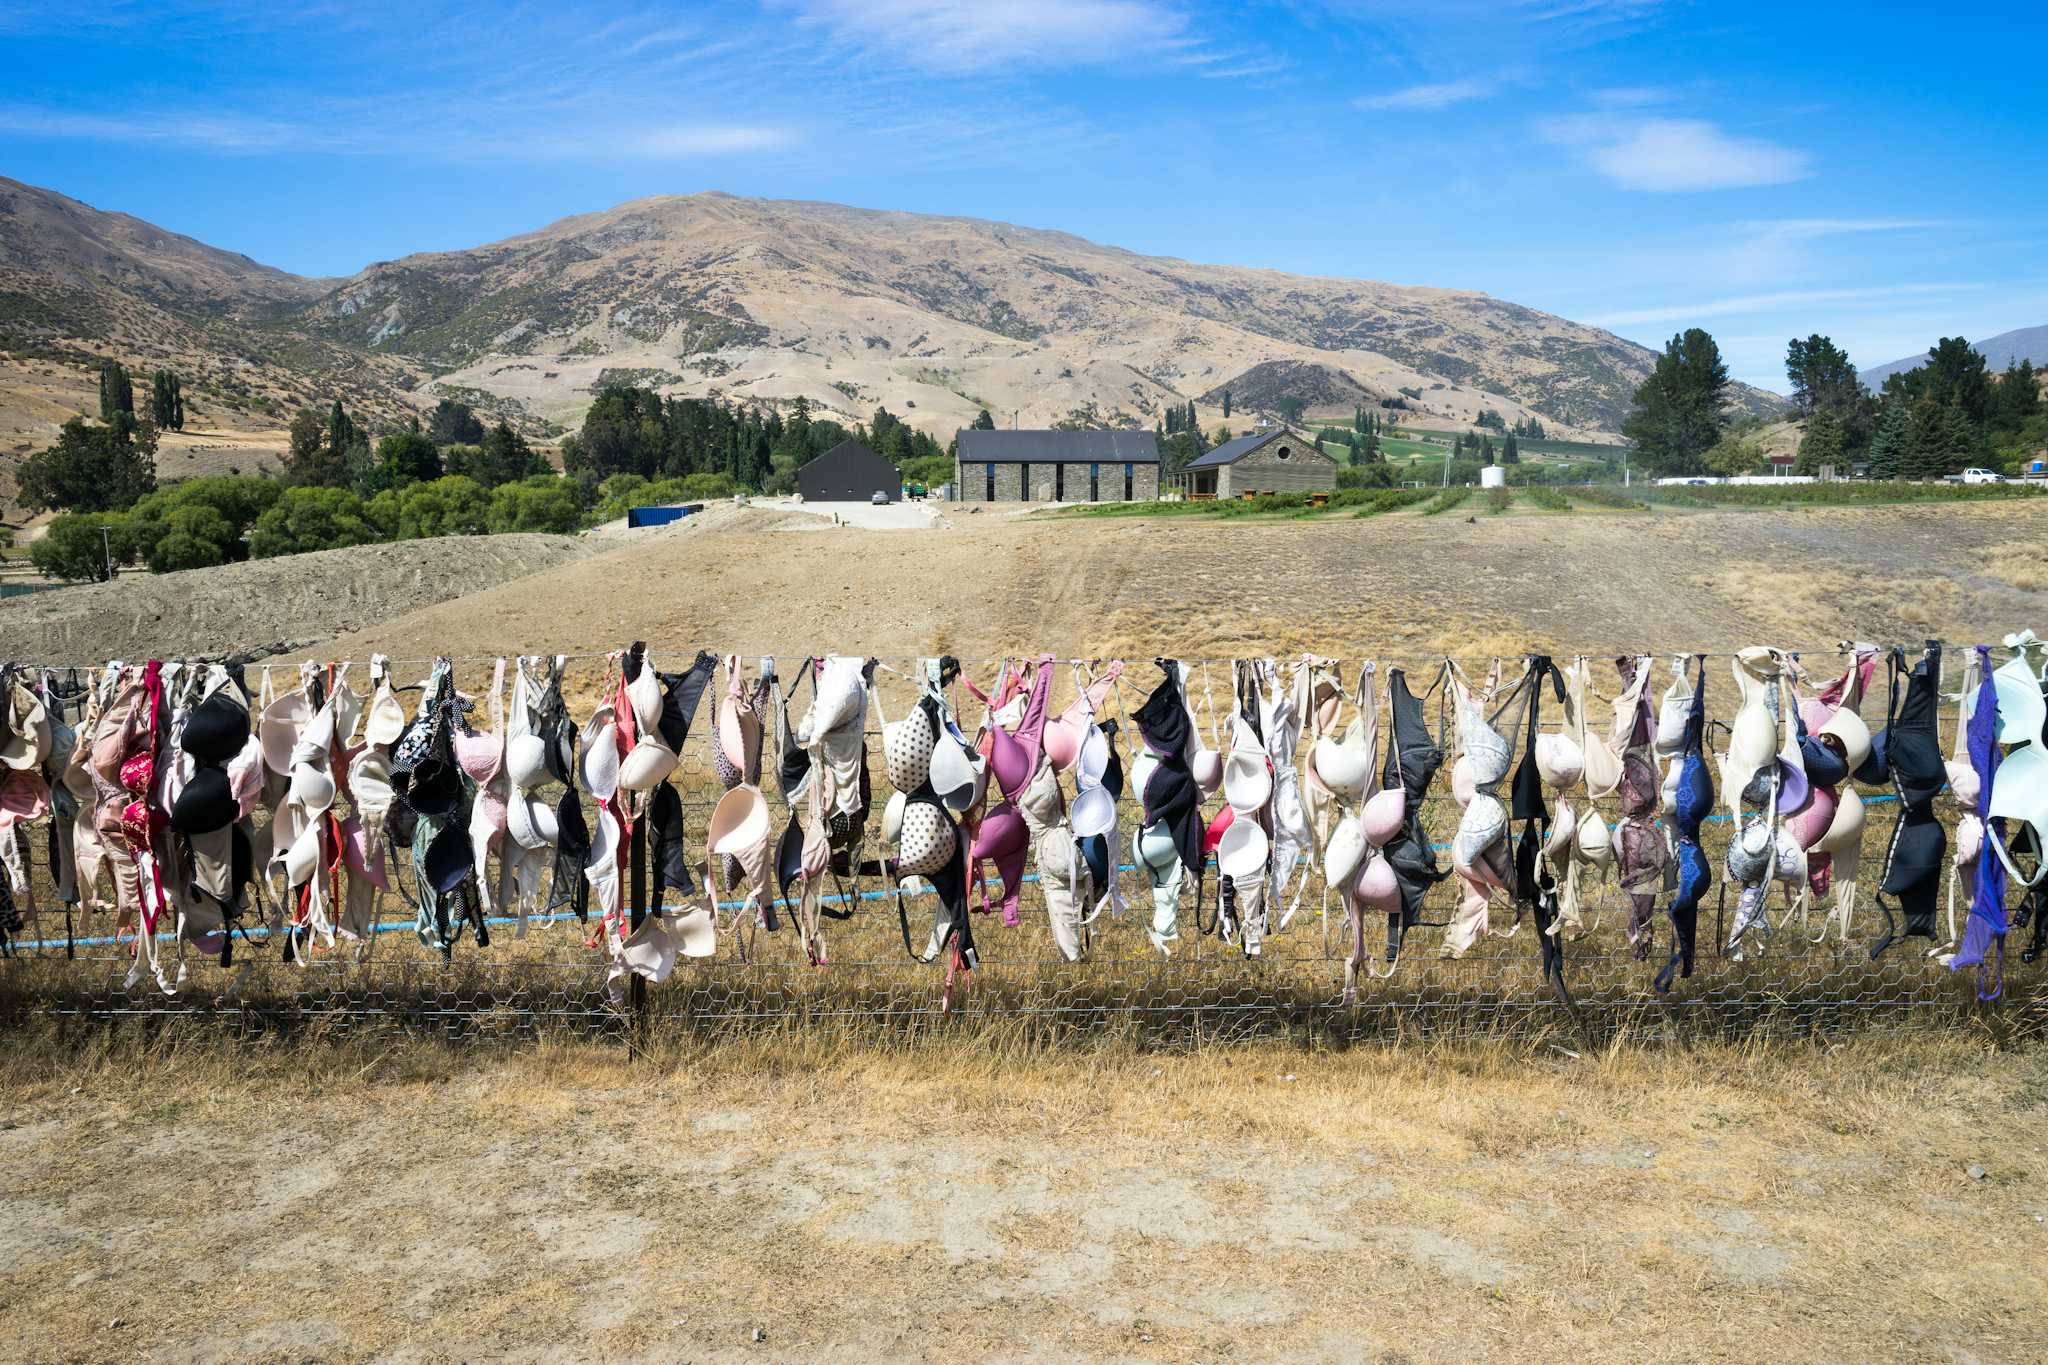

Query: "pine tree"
left=169, top=374, right=184, bottom=430
left=1795, top=410, right=1846, bottom=475
left=1221, top=390, right=1231, bottom=418
left=1867, top=400, right=1908, bottom=480
left=98, top=359, right=134, bottom=422
left=1620, top=328, right=1731, bottom=476
left=1501, top=433, right=1520, bottom=465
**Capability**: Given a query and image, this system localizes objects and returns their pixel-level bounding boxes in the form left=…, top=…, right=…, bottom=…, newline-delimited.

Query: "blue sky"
left=4, top=0, right=2045, bottom=393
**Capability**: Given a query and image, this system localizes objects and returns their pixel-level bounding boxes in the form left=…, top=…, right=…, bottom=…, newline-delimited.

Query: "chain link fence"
left=3, top=654, right=2039, bottom=1048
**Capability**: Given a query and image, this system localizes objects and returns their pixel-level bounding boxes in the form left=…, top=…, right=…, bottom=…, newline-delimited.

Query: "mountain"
left=0, top=177, right=423, bottom=446
left=2, top=181, right=1783, bottom=457
left=1861, top=324, right=2048, bottom=388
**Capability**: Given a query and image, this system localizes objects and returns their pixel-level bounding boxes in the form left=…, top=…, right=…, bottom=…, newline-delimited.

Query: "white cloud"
left=1355, top=78, right=1489, bottom=111
left=772, top=0, right=1185, bottom=73
left=1539, top=114, right=1810, bottom=191
left=0, top=104, right=327, bottom=152
left=1735, top=217, right=1945, bottom=240
left=632, top=125, right=796, bottom=157
left=1585, top=282, right=1983, bottom=328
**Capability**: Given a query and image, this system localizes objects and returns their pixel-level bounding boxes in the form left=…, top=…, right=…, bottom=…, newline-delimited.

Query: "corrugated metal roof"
left=955, top=429, right=1161, bottom=464
left=1182, top=431, right=1275, bottom=470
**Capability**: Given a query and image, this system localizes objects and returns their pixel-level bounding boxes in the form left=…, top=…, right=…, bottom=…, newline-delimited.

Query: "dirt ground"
left=5, top=496, right=2041, bottom=669
left=1, top=1034, right=2043, bottom=1363
left=313, top=495, right=2047, bottom=668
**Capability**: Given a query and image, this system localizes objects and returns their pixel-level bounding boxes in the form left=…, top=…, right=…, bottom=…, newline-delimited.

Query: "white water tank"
left=1479, top=465, right=1506, bottom=489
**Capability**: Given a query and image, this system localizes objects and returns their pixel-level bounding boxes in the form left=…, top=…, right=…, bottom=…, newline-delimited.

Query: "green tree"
left=1702, top=432, right=1765, bottom=476
left=149, top=370, right=186, bottom=430
left=1866, top=400, right=1909, bottom=479
left=1784, top=335, right=1861, bottom=417
left=1995, top=359, right=2040, bottom=431
left=369, top=476, right=491, bottom=540
left=1795, top=410, right=1846, bottom=475
left=98, top=359, right=134, bottom=422
left=247, top=487, right=381, bottom=558
left=1276, top=397, right=1307, bottom=424
left=16, top=415, right=158, bottom=513
left=486, top=476, right=581, bottom=534
left=426, top=398, right=486, bottom=446
left=1221, top=390, right=1232, bottom=419
left=284, top=406, right=346, bottom=486
left=1500, top=433, right=1520, bottom=465
left=372, top=431, right=444, bottom=489
left=971, top=408, right=996, bottom=431
left=462, top=422, right=545, bottom=487
left=29, top=512, right=137, bottom=582
left=1621, top=328, right=1730, bottom=476
left=1902, top=400, right=1977, bottom=479
left=123, top=476, right=282, bottom=571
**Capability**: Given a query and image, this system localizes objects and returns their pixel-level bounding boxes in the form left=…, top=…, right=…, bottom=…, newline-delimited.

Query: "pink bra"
left=987, top=656, right=1055, bottom=799
left=1042, top=662, right=1122, bottom=772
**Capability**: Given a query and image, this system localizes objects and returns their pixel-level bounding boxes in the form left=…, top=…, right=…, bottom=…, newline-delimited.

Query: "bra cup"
left=1077, top=726, right=1111, bottom=787
left=1945, top=759, right=1979, bottom=807
left=884, top=707, right=937, bottom=793
left=972, top=804, right=1027, bottom=862
left=1043, top=720, right=1082, bottom=774
left=897, top=800, right=956, bottom=877
left=1311, top=737, right=1370, bottom=803
left=1360, top=788, right=1405, bottom=846
left=1454, top=792, right=1507, bottom=867
left=1654, top=678, right=1692, bottom=757
left=1130, top=750, right=1160, bottom=805
left=1954, top=811, right=1984, bottom=863
left=1323, top=816, right=1367, bottom=886
left=1465, top=724, right=1512, bottom=789
left=1137, top=821, right=1179, bottom=874
left=989, top=726, right=1031, bottom=798
left=1543, top=800, right=1577, bottom=864
left=1450, top=753, right=1477, bottom=808
left=1814, top=785, right=1866, bottom=853
left=1575, top=807, right=1613, bottom=868
left=1071, top=784, right=1116, bottom=839
left=1725, top=820, right=1775, bottom=883
left=627, top=664, right=663, bottom=734
left=1354, top=853, right=1400, bottom=911
left=1673, top=752, right=1713, bottom=830
left=1786, top=784, right=1837, bottom=850
left=1536, top=733, right=1584, bottom=793
left=1582, top=738, right=1622, bottom=799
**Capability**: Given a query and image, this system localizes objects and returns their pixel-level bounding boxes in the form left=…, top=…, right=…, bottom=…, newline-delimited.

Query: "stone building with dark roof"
left=953, top=429, right=1161, bottom=502
left=1180, top=424, right=1336, bottom=498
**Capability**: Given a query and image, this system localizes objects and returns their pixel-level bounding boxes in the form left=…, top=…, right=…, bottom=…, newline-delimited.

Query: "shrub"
left=247, top=487, right=380, bottom=559
left=1423, top=487, right=1471, bottom=515
left=1485, top=487, right=1513, bottom=514
left=124, top=476, right=282, bottom=571
left=29, top=513, right=137, bottom=582
left=1524, top=487, right=1572, bottom=512
left=370, top=475, right=491, bottom=540
left=487, top=476, right=581, bottom=534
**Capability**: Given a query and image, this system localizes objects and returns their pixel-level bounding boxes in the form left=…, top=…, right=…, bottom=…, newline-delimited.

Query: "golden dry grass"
left=2, top=1027, right=2044, bottom=1362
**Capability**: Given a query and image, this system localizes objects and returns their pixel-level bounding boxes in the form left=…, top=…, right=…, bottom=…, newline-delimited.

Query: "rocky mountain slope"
left=2, top=180, right=1783, bottom=454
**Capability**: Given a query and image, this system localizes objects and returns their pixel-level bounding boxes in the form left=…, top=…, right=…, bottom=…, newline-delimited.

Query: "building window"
left=1124, top=463, right=1134, bottom=500
left=1055, top=463, right=1064, bottom=501
left=986, top=463, right=995, bottom=501
left=1020, top=462, right=1031, bottom=501
left=1090, top=462, right=1100, bottom=501
left=1276, top=445, right=1291, bottom=460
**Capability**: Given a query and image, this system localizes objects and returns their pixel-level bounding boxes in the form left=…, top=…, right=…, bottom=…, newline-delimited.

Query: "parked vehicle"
left=1951, top=467, right=2004, bottom=485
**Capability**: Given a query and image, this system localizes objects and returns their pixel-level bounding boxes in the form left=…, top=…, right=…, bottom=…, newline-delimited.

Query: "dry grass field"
left=4, top=496, right=2048, bottom=1362
left=1, top=1031, right=2044, bottom=1362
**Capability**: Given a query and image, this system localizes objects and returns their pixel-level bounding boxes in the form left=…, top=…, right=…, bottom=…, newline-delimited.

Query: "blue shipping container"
left=627, top=503, right=704, bottom=528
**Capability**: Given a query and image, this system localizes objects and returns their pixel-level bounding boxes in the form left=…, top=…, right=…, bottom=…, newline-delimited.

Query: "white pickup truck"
left=1946, top=467, right=2004, bottom=484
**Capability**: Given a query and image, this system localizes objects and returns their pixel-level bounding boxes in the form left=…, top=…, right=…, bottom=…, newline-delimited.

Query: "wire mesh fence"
left=2, top=651, right=2039, bottom=1049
